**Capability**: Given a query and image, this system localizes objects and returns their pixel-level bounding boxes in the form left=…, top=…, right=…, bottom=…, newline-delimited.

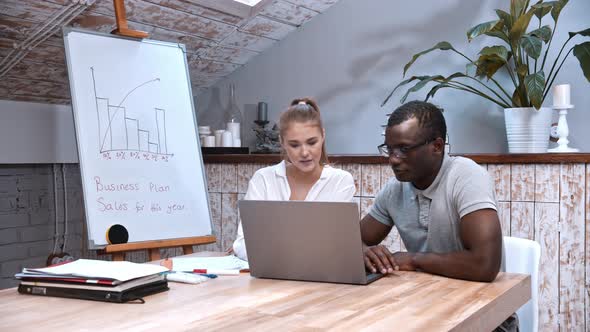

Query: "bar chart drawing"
left=91, top=67, right=172, bottom=156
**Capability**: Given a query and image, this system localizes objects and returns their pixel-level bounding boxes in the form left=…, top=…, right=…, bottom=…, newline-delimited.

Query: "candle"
left=257, top=102, right=268, bottom=122
left=553, top=84, right=571, bottom=107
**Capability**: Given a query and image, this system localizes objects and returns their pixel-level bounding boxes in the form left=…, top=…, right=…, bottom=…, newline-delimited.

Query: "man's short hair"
left=386, top=101, right=447, bottom=143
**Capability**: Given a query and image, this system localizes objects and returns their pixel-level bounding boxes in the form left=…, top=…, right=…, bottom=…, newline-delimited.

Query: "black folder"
left=18, top=279, right=169, bottom=303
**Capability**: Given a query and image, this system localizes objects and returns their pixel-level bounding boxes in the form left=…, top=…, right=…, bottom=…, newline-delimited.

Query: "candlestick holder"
left=252, top=120, right=280, bottom=153
left=548, top=104, right=579, bottom=153
left=254, top=120, right=269, bottom=127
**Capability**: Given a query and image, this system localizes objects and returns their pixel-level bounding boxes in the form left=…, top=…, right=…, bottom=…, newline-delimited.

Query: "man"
left=361, top=101, right=516, bottom=331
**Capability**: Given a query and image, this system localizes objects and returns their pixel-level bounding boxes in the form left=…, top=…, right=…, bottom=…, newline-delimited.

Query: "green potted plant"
left=383, top=0, right=589, bottom=153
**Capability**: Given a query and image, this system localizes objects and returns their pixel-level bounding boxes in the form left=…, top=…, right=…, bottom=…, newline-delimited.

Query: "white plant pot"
left=504, top=107, right=552, bottom=153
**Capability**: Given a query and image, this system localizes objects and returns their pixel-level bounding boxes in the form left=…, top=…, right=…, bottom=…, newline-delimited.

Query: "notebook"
left=19, top=273, right=165, bottom=292
left=18, top=278, right=168, bottom=303
left=238, top=200, right=383, bottom=285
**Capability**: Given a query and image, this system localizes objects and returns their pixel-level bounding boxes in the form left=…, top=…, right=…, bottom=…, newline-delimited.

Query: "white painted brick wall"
left=0, top=165, right=87, bottom=290
left=0, top=228, right=18, bottom=245
left=0, top=213, right=28, bottom=228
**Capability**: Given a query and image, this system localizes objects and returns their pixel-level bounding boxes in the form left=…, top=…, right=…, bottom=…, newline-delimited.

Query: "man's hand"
left=363, top=244, right=399, bottom=274
left=393, top=252, right=417, bottom=271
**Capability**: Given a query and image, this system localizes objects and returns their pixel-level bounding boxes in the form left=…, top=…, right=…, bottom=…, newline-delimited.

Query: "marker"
left=193, top=269, right=240, bottom=275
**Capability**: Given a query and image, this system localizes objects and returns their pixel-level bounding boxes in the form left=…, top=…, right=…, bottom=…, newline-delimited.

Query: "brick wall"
left=0, top=164, right=85, bottom=289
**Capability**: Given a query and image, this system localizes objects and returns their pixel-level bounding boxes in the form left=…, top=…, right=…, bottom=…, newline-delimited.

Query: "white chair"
left=503, top=236, right=541, bottom=332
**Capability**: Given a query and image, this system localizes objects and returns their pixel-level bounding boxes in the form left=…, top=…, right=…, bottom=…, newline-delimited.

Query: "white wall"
left=0, top=100, right=78, bottom=163
left=195, top=0, right=590, bottom=154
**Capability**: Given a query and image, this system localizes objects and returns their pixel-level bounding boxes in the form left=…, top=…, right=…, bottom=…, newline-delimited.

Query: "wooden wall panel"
left=488, top=164, right=511, bottom=201
left=380, top=164, right=394, bottom=193
left=534, top=202, right=560, bottom=332
left=535, top=164, right=560, bottom=203
left=361, top=164, right=380, bottom=197
left=497, top=201, right=511, bottom=237
left=511, top=164, right=535, bottom=201
left=237, top=163, right=262, bottom=194
left=559, top=164, right=586, bottom=331
left=510, top=202, right=534, bottom=240
left=200, top=192, right=222, bottom=251
left=339, top=163, right=360, bottom=196
left=382, top=226, right=401, bottom=253
left=360, top=197, right=373, bottom=219
left=205, top=163, right=221, bottom=193
left=221, top=193, right=239, bottom=252
left=220, top=163, right=238, bottom=193
left=352, top=196, right=361, bottom=219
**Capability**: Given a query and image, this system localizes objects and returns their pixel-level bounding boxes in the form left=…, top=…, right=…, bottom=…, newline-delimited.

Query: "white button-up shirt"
left=233, top=160, right=356, bottom=260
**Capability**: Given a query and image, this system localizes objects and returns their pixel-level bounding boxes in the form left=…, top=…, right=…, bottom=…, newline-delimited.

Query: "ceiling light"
left=233, top=0, right=263, bottom=6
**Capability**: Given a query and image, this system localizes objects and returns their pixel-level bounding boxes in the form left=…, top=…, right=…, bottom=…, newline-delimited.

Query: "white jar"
left=203, top=135, right=216, bottom=147
left=214, top=130, right=225, bottom=147
left=226, top=122, right=240, bottom=143
left=221, top=131, right=233, bottom=147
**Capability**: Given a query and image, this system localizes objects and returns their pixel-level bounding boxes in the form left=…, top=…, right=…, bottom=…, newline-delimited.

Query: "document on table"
left=23, top=259, right=168, bottom=282
left=171, top=255, right=249, bottom=272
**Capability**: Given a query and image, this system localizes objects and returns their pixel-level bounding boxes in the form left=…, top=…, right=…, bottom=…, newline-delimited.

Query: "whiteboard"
left=64, top=29, right=212, bottom=248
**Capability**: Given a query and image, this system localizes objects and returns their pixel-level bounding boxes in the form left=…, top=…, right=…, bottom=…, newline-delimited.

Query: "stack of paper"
left=16, top=259, right=169, bottom=303
left=171, top=255, right=249, bottom=272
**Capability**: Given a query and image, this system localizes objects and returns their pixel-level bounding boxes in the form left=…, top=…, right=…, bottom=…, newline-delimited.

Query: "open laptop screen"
left=239, top=200, right=382, bottom=285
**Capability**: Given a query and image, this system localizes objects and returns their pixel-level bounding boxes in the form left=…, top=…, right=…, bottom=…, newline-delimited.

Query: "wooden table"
left=0, top=270, right=529, bottom=331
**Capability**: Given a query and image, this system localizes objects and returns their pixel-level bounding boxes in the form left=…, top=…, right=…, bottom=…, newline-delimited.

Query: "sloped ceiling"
left=0, top=0, right=339, bottom=105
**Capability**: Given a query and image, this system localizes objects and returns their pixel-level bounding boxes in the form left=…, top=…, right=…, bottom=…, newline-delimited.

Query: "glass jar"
left=224, top=83, right=243, bottom=146
left=197, top=86, right=225, bottom=131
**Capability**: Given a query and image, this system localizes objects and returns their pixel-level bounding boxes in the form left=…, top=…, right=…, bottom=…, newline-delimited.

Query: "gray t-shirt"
left=369, top=154, right=497, bottom=253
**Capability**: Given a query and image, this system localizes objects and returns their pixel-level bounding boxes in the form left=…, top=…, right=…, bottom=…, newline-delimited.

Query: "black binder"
left=18, top=280, right=169, bottom=303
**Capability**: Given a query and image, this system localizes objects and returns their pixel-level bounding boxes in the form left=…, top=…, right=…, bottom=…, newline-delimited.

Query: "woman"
left=233, top=98, right=356, bottom=261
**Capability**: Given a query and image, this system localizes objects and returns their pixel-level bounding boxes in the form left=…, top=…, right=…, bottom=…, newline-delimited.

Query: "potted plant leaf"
left=383, top=0, right=589, bottom=153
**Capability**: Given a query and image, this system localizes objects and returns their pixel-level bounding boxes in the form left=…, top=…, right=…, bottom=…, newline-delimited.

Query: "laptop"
left=238, top=200, right=383, bottom=285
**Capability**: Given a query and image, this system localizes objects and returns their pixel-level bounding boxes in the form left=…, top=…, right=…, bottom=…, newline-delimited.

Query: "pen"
left=193, top=269, right=240, bottom=275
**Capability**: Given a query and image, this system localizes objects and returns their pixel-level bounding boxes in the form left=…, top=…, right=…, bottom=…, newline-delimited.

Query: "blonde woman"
left=233, top=98, right=356, bottom=261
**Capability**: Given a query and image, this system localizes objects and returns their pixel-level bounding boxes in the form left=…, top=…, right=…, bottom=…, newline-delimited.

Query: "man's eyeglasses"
left=377, top=139, right=434, bottom=159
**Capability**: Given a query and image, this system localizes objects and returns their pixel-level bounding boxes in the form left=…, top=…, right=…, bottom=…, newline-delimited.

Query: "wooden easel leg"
left=182, top=245, right=194, bottom=255
left=149, top=248, right=161, bottom=261
left=111, top=0, right=149, bottom=38
left=112, top=252, right=125, bottom=261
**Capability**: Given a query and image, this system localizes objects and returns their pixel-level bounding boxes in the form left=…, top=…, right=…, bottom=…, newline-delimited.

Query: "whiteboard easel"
left=64, top=28, right=215, bottom=259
